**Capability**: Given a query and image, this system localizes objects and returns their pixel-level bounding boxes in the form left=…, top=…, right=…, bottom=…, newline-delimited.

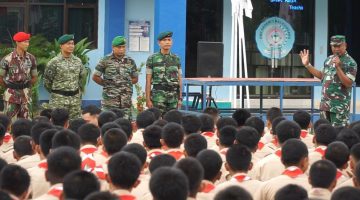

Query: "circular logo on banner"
left=255, top=17, right=295, bottom=59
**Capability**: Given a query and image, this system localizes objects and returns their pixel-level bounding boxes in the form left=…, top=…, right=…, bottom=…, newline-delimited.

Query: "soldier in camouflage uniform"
left=92, top=36, right=138, bottom=119
left=145, top=31, right=182, bottom=115
left=44, top=34, right=87, bottom=119
left=0, top=32, right=37, bottom=121
left=300, top=35, right=357, bottom=127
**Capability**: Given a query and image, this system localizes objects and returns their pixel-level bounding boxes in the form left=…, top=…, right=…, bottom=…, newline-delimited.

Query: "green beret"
left=112, top=36, right=126, bottom=46
left=58, top=34, right=74, bottom=45
left=330, top=35, right=346, bottom=46
left=157, top=31, right=173, bottom=41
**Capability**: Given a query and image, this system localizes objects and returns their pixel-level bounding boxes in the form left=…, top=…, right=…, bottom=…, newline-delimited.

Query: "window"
left=0, top=0, right=98, bottom=47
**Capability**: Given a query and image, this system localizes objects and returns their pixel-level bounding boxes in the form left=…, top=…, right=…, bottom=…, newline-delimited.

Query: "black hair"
left=281, top=139, right=308, bottom=166
left=182, top=115, right=201, bottom=135
left=30, top=121, right=54, bottom=145
left=0, top=124, right=5, bottom=139
left=68, top=118, right=87, bottom=133
left=153, top=119, right=168, bottom=127
left=184, top=133, right=207, bottom=157
left=219, top=125, right=237, bottom=147
left=40, top=108, right=53, bottom=120
left=244, top=116, right=265, bottom=137
left=13, top=136, right=33, bottom=158
left=161, top=122, right=184, bottom=148
left=330, top=187, right=360, bottom=200
left=325, top=141, right=350, bottom=168
left=199, top=113, right=215, bottom=132
left=351, top=143, right=360, bottom=162
left=143, top=125, right=162, bottom=149
left=271, top=116, right=286, bottom=135
left=136, top=110, right=156, bottom=129
left=51, top=129, right=81, bottom=150
left=82, top=105, right=101, bottom=115
left=84, top=191, right=118, bottom=200
left=149, top=167, right=188, bottom=200
left=98, top=111, right=117, bottom=128
left=275, top=120, right=301, bottom=144
left=32, top=116, right=50, bottom=123
left=147, top=107, right=162, bottom=120
left=314, top=124, right=337, bottom=146
left=214, top=186, right=253, bottom=200
left=216, top=117, right=237, bottom=131
left=50, top=108, right=69, bottom=127
left=39, top=129, right=58, bottom=157
left=232, top=109, right=251, bottom=127
left=78, top=123, right=100, bottom=145
left=355, top=162, right=360, bottom=185
left=63, top=170, right=100, bottom=200
left=100, top=122, right=121, bottom=137
left=293, top=110, right=311, bottom=129
left=226, top=144, right=252, bottom=172
left=107, top=152, right=141, bottom=189
left=109, top=108, right=125, bottom=119
left=148, top=154, right=176, bottom=174
left=0, top=114, right=10, bottom=130
left=196, top=149, right=222, bottom=181
left=11, top=118, right=33, bottom=138
left=0, top=165, right=30, bottom=197
left=0, top=158, right=7, bottom=172
left=336, top=128, right=360, bottom=149
left=266, top=107, right=283, bottom=124
left=235, top=126, right=260, bottom=152
left=163, top=110, right=182, bottom=124
left=351, top=123, right=360, bottom=139
left=103, top=128, right=128, bottom=156
left=274, top=184, right=308, bottom=200
left=121, top=143, right=147, bottom=167
left=175, top=157, right=204, bottom=197
left=114, top=118, right=133, bottom=139
left=309, top=160, right=337, bottom=188
left=313, top=118, right=331, bottom=131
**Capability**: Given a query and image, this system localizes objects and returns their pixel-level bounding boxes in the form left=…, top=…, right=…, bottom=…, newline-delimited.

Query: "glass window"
left=68, top=7, right=96, bottom=46
left=29, top=0, right=64, bottom=3
left=29, top=5, right=63, bottom=41
left=0, top=6, right=24, bottom=44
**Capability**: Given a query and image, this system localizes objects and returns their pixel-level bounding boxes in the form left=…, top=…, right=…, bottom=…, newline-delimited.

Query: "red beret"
left=13, top=32, right=31, bottom=42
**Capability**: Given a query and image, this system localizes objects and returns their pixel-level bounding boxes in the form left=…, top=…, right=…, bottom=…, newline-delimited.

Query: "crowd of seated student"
left=2, top=106, right=360, bottom=200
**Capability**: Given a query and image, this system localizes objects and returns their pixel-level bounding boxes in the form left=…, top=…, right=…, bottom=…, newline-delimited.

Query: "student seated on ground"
left=331, top=186, right=360, bottom=200
left=182, top=114, right=202, bottom=136
left=203, top=107, right=220, bottom=125
left=175, top=157, right=204, bottom=200
left=324, top=141, right=350, bottom=185
left=0, top=114, right=12, bottom=156
left=274, top=184, right=308, bottom=200
left=148, top=154, right=176, bottom=174
left=143, top=125, right=164, bottom=162
left=114, top=118, right=133, bottom=141
left=196, top=149, right=222, bottom=198
left=82, top=105, right=101, bottom=126
left=251, top=120, right=302, bottom=181
left=336, top=128, right=360, bottom=150
left=150, top=167, right=189, bottom=200
left=132, top=110, right=156, bottom=144
left=336, top=143, right=360, bottom=188
left=51, top=108, right=70, bottom=128
left=161, top=122, right=185, bottom=160
left=97, top=111, right=117, bottom=128
left=199, top=113, right=217, bottom=149
left=234, top=126, right=261, bottom=164
left=13, top=135, right=36, bottom=169
left=34, top=146, right=81, bottom=200
left=244, top=116, right=265, bottom=153
left=184, top=133, right=207, bottom=157
left=293, top=110, right=314, bottom=148
left=0, top=165, right=30, bottom=200
left=214, top=144, right=262, bottom=199
left=62, top=170, right=100, bottom=200
left=308, top=160, right=337, bottom=200
left=214, top=186, right=253, bottom=200
left=68, top=118, right=87, bottom=133
left=263, top=107, right=283, bottom=143
left=84, top=191, right=119, bottom=200
left=255, top=139, right=311, bottom=200
left=107, top=152, right=141, bottom=199
left=163, top=109, right=183, bottom=124
left=232, top=108, right=251, bottom=129
left=147, top=107, right=162, bottom=120
left=216, top=125, right=237, bottom=160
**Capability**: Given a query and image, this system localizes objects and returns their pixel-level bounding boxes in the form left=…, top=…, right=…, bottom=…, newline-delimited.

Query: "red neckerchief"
left=272, top=139, right=279, bottom=147
left=94, top=165, right=106, bottom=180
left=81, top=146, right=97, bottom=154
left=275, top=149, right=282, bottom=157
left=336, top=170, right=344, bottom=180
left=282, top=166, right=303, bottom=178
left=118, top=194, right=136, bottom=200
left=3, top=133, right=11, bottom=143
left=314, top=146, right=327, bottom=157
left=47, top=186, right=63, bottom=199
left=167, top=150, right=184, bottom=160
left=101, top=150, right=109, bottom=158
left=300, top=130, right=308, bottom=138
left=202, top=132, right=215, bottom=137
left=232, top=174, right=251, bottom=182
left=148, top=150, right=163, bottom=159
left=257, top=141, right=264, bottom=150
left=38, top=160, right=48, bottom=169
left=201, top=182, right=215, bottom=193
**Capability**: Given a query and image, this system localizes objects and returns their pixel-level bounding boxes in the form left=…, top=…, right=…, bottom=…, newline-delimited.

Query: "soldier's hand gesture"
left=146, top=100, right=153, bottom=108
left=299, top=49, right=310, bottom=67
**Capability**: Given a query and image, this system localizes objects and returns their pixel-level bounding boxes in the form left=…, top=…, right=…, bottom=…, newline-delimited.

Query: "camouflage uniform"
left=0, top=50, right=37, bottom=121
left=44, top=53, right=86, bottom=119
left=320, top=52, right=357, bottom=127
left=94, top=54, right=138, bottom=118
left=146, top=52, right=181, bottom=114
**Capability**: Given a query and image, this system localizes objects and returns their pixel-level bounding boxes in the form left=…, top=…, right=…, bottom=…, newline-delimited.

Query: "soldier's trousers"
left=4, top=101, right=30, bottom=121
left=102, top=90, right=132, bottom=119
left=151, top=89, right=178, bottom=115
left=320, top=110, right=349, bottom=127
left=49, top=93, right=81, bottom=120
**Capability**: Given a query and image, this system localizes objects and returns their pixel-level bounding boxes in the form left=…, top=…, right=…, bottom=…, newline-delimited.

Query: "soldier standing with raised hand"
left=0, top=32, right=37, bottom=121
left=44, top=34, right=87, bottom=120
left=92, top=36, right=138, bottom=119
left=300, top=35, right=357, bottom=127
left=145, top=31, right=182, bottom=114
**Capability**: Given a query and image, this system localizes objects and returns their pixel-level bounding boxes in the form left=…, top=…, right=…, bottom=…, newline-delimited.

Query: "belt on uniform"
left=51, top=89, right=79, bottom=96
left=6, top=81, right=30, bottom=90
left=153, top=84, right=178, bottom=91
